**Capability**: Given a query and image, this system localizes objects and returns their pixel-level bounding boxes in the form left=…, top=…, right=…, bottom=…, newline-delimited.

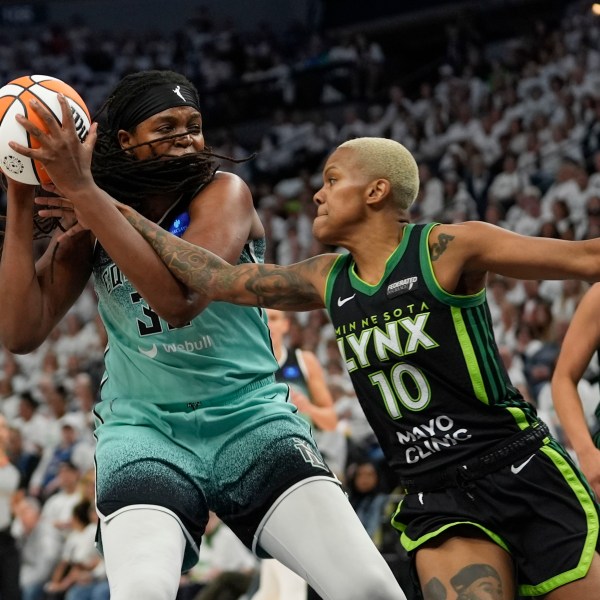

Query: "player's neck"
left=348, top=223, right=407, bottom=285
left=142, top=195, right=182, bottom=222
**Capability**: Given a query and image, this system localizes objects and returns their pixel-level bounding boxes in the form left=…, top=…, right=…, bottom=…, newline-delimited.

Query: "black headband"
left=114, top=83, right=201, bottom=131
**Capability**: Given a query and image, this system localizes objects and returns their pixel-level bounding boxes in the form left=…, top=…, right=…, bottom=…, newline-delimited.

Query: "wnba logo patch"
left=293, top=438, right=328, bottom=471
left=169, top=211, right=190, bottom=237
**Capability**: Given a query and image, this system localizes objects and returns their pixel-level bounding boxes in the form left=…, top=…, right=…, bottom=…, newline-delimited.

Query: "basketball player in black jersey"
left=29, top=134, right=600, bottom=599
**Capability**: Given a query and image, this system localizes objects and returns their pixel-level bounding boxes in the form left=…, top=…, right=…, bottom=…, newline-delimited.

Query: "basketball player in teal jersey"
left=0, top=77, right=406, bottom=600
left=36, top=132, right=600, bottom=599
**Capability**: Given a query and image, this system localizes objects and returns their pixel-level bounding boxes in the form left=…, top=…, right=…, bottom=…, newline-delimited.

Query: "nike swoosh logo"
left=510, top=454, right=535, bottom=474
left=337, top=294, right=356, bottom=307
left=138, top=344, right=158, bottom=359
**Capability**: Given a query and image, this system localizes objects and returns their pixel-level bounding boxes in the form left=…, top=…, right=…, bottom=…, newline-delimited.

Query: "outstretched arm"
left=428, top=221, right=600, bottom=296
left=119, top=203, right=335, bottom=312
left=552, top=283, right=600, bottom=497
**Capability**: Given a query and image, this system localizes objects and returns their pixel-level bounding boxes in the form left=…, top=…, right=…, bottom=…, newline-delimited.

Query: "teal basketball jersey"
left=92, top=201, right=278, bottom=404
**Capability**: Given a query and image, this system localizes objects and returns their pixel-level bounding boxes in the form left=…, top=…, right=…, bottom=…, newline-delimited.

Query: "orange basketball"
left=0, top=74, right=91, bottom=185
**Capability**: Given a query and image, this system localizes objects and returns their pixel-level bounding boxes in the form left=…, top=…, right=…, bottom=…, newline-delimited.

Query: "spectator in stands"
left=39, top=460, right=82, bottom=541
left=346, top=459, right=389, bottom=542
left=177, top=512, right=256, bottom=600
left=6, top=425, right=39, bottom=492
left=43, top=499, right=103, bottom=600
left=12, top=495, right=62, bottom=600
left=488, top=153, right=528, bottom=213
left=463, top=152, right=493, bottom=219
left=0, top=413, right=20, bottom=600
left=0, top=374, right=21, bottom=422
left=411, top=163, right=443, bottom=224
left=30, top=416, right=92, bottom=501
left=14, top=392, right=50, bottom=461
left=505, top=185, right=543, bottom=237
left=581, top=194, right=600, bottom=240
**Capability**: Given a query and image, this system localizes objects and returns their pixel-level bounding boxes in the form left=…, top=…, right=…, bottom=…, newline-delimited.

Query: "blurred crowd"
left=1, top=1, right=600, bottom=598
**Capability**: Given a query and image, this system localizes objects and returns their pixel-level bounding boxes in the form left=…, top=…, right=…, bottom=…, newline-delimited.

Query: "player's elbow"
left=158, top=295, right=210, bottom=327
left=0, top=331, right=45, bottom=355
left=164, top=314, right=195, bottom=329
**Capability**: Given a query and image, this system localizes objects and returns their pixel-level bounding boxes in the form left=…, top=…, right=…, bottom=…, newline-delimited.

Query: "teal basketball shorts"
left=93, top=378, right=338, bottom=571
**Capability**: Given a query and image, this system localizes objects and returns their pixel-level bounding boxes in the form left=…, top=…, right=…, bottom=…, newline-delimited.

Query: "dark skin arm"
left=117, top=210, right=600, bottom=309
left=427, top=221, right=600, bottom=295
left=0, top=178, right=93, bottom=353
left=12, top=95, right=261, bottom=327
left=552, top=283, right=600, bottom=497
left=117, top=203, right=334, bottom=311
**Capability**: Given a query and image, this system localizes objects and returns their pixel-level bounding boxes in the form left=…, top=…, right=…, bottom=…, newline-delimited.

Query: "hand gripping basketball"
left=0, top=74, right=91, bottom=185
left=9, top=94, right=98, bottom=197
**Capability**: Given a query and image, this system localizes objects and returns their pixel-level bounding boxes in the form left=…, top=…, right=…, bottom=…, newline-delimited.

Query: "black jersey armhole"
left=324, top=253, right=350, bottom=312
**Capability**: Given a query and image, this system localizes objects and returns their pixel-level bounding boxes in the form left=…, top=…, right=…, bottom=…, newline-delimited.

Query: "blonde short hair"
left=339, top=137, right=419, bottom=209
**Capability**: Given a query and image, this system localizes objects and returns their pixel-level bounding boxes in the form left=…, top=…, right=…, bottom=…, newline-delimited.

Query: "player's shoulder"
left=190, top=170, right=253, bottom=212
left=212, top=170, right=248, bottom=188
left=428, top=220, right=504, bottom=246
left=431, top=220, right=491, bottom=235
left=193, top=170, right=251, bottom=198
left=303, top=252, right=342, bottom=274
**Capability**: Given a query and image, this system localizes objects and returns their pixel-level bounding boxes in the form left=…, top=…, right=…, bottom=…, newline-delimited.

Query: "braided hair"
left=1, top=70, right=249, bottom=260
left=91, top=70, right=221, bottom=211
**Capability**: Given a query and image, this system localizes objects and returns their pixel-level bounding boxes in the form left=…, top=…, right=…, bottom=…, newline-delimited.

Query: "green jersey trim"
left=517, top=444, right=599, bottom=596
left=475, top=305, right=510, bottom=401
left=451, top=306, right=489, bottom=405
left=452, top=300, right=524, bottom=407
left=507, top=406, right=534, bottom=430
left=324, top=254, right=348, bottom=312
left=420, top=223, right=486, bottom=308
left=397, top=520, right=510, bottom=555
left=347, top=224, right=415, bottom=295
left=468, top=305, right=507, bottom=403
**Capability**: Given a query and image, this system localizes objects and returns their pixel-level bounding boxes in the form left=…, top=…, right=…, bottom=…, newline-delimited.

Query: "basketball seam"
left=0, top=75, right=90, bottom=185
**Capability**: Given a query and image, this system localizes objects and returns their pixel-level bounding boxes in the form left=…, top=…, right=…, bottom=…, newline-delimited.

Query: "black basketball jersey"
left=325, top=223, right=539, bottom=478
left=275, top=347, right=313, bottom=427
left=275, top=347, right=309, bottom=397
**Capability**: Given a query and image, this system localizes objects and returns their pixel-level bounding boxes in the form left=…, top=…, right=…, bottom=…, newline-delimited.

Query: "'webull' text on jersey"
left=326, top=223, right=538, bottom=478
left=92, top=204, right=278, bottom=404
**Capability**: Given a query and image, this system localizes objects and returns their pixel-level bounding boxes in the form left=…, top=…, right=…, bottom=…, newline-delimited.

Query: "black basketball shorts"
left=391, top=439, right=600, bottom=596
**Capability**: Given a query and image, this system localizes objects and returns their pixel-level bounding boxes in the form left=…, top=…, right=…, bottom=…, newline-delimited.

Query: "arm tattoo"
left=430, top=233, right=455, bottom=261
left=123, top=208, right=325, bottom=310
left=243, top=262, right=322, bottom=308
left=423, top=577, right=447, bottom=600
